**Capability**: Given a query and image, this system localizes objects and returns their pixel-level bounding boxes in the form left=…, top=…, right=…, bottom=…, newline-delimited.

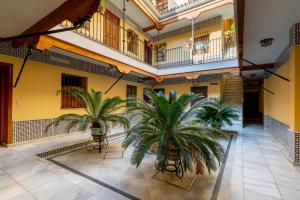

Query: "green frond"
left=45, top=89, right=128, bottom=134
left=123, top=90, right=225, bottom=175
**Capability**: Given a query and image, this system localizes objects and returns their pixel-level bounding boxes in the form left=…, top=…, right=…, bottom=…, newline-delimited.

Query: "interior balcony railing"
left=61, top=10, right=237, bottom=70
left=143, top=0, right=215, bottom=16
left=154, top=37, right=237, bottom=69
left=61, top=10, right=153, bottom=66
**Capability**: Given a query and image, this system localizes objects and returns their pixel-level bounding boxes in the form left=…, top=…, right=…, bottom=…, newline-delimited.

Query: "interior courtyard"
left=0, top=0, right=300, bottom=199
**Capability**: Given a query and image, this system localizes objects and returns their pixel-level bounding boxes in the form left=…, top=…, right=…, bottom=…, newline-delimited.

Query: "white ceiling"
left=243, top=0, right=300, bottom=65
left=148, top=3, right=234, bottom=36
left=0, top=0, right=67, bottom=37
left=109, top=0, right=154, bottom=29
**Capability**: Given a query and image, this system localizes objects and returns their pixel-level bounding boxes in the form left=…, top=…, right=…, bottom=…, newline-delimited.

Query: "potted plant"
left=224, top=20, right=236, bottom=43
left=123, top=89, right=224, bottom=176
left=45, top=89, right=129, bottom=141
left=197, top=97, right=239, bottom=129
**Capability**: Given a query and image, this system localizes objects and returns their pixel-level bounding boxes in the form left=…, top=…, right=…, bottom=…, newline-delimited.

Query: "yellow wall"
left=153, top=81, right=220, bottom=97
left=263, top=60, right=290, bottom=125
left=0, top=55, right=150, bottom=121
left=155, top=24, right=222, bottom=50
left=289, top=45, right=300, bottom=131
left=153, top=23, right=224, bottom=66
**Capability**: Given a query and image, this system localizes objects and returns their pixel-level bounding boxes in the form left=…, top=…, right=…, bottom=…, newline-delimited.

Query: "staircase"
left=222, top=75, right=243, bottom=131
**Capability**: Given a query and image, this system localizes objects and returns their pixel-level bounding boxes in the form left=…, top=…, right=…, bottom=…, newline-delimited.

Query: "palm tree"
left=122, top=89, right=224, bottom=176
left=45, top=89, right=129, bottom=137
left=197, top=97, right=239, bottom=129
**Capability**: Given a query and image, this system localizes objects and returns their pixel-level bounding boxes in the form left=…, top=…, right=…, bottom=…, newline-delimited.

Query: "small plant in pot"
left=45, top=89, right=129, bottom=140
left=123, top=89, right=225, bottom=177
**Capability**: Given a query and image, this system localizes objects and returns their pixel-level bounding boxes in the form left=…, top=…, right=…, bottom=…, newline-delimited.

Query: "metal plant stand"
left=154, top=150, right=184, bottom=178
left=86, top=134, right=109, bottom=153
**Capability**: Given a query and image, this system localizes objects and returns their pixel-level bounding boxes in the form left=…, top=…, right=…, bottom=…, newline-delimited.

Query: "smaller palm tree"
left=45, top=89, right=129, bottom=137
left=197, top=97, right=239, bottom=129
left=123, top=89, right=224, bottom=176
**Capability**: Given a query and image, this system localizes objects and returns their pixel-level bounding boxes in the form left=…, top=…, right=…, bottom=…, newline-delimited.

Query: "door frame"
left=190, top=86, right=208, bottom=105
left=0, top=62, right=13, bottom=145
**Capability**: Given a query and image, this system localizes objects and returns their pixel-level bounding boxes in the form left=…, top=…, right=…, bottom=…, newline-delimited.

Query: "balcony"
left=154, top=37, right=237, bottom=69
left=142, top=0, right=216, bottom=18
left=60, top=10, right=237, bottom=71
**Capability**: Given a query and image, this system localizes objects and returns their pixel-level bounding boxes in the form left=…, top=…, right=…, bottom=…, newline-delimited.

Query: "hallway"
left=228, top=124, right=300, bottom=200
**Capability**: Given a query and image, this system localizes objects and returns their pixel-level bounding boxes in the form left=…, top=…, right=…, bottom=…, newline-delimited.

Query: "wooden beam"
left=234, top=0, right=245, bottom=74
left=156, top=67, right=240, bottom=82
left=143, top=24, right=158, bottom=32
left=241, top=63, right=275, bottom=71
left=13, top=0, right=100, bottom=47
left=131, top=0, right=160, bottom=29
left=36, top=36, right=158, bottom=80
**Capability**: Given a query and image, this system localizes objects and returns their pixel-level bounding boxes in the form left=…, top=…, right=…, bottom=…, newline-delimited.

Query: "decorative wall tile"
left=264, top=115, right=300, bottom=165
left=0, top=41, right=153, bottom=85
left=0, top=42, right=226, bottom=86
left=290, top=22, right=300, bottom=45
left=12, top=119, right=80, bottom=143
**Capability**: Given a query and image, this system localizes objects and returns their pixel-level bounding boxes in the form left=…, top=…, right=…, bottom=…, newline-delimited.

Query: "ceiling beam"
left=234, top=0, right=245, bottom=74
left=130, top=0, right=160, bottom=29
left=13, top=0, right=100, bottom=48
left=156, top=67, right=240, bottom=82
left=241, top=63, right=275, bottom=71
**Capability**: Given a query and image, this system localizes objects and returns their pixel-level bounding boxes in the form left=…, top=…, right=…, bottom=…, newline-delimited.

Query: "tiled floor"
left=0, top=124, right=299, bottom=199
left=48, top=136, right=230, bottom=200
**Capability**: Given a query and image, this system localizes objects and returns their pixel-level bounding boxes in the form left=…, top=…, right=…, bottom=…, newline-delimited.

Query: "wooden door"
left=144, top=40, right=153, bottom=65
left=191, top=86, right=208, bottom=105
left=104, top=10, right=120, bottom=50
left=0, top=62, right=13, bottom=145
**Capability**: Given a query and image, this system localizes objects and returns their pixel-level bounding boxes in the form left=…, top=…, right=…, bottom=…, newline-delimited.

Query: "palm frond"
left=45, top=89, right=128, bottom=135
left=123, top=90, right=225, bottom=175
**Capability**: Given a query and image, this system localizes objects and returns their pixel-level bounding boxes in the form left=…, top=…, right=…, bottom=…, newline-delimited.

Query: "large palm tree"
left=46, top=89, right=129, bottom=136
left=122, top=89, right=224, bottom=175
left=197, top=97, right=239, bottom=129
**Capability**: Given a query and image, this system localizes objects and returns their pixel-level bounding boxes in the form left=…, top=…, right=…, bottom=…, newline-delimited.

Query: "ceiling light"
left=260, top=38, right=274, bottom=47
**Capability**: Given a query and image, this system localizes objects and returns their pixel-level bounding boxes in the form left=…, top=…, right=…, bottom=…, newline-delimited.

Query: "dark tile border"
left=211, top=133, right=236, bottom=200
left=48, top=158, right=140, bottom=200
left=45, top=132, right=236, bottom=200
left=36, top=132, right=125, bottom=159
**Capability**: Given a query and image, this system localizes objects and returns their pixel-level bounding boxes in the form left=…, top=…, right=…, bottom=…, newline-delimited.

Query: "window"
left=156, top=43, right=167, bottom=62
left=127, top=85, right=137, bottom=98
left=61, top=74, right=87, bottom=109
left=127, top=30, right=138, bottom=54
left=191, top=86, right=208, bottom=105
left=195, top=32, right=209, bottom=53
left=153, top=88, right=165, bottom=95
left=157, top=0, right=168, bottom=13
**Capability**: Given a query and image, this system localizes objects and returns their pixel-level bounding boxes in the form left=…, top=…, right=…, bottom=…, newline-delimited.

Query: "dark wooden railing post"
left=122, top=0, right=126, bottom=53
